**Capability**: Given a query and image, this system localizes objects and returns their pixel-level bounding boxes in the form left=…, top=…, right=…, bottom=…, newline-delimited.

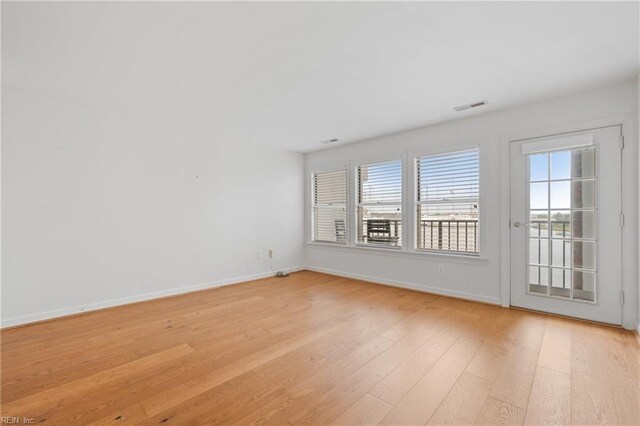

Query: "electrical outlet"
left=268, top=249, right=273, bottom=258
left=438, top=264, right=445, bottom=275
left=256, top=251, right=264, bottom=261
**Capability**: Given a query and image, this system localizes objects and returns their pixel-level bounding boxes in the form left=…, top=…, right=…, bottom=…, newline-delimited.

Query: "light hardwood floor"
left=1, top=271, right=638, bottom=425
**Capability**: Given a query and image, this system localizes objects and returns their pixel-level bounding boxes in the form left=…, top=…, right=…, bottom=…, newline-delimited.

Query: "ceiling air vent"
left=320, top=138, right=339, bottom=145
left=453, top=100, right=488, bottom=112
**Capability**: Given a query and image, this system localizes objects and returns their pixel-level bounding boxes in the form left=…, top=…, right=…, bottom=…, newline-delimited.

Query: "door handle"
left=513, top=221, right=524, bottom=228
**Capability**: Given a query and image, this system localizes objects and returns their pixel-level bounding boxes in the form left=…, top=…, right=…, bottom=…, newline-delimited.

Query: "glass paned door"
left=527, top=148, right=597, bottom=302
left=509, top=126, right=622, bottom=325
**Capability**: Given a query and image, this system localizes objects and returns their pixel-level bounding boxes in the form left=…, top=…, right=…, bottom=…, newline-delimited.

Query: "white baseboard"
left=1, top=266, right=304, bottom=328
left=305, top=266, right=501, bottom=306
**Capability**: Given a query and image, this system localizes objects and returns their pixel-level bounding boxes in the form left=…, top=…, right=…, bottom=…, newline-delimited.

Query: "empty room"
left=2, top=1, right=639, bottom=425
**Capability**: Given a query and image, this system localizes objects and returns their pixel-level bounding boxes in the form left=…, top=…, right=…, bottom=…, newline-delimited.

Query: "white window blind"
left=416, top=149, right=479, bottom=254
left=312, top=169, right=347, bottom=243
left=356, top=159, right=402, bottom=247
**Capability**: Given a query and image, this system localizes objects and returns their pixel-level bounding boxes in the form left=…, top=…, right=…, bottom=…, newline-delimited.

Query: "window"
left=312, top=169, right=347, bottom=243
left=528, top=148, right=596, bottom=301
left=356, top=159, right=402, bottom=247
left=416, top=149, right=479, bottom=254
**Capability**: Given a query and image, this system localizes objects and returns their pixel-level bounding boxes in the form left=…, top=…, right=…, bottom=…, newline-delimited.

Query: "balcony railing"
left=418, top=220, right=478, bottom=253
left=529, top=220, right=569, bottom=239
left=529, top=220, right=572, bottom=290
left=358, top=219, right=479, bottom=253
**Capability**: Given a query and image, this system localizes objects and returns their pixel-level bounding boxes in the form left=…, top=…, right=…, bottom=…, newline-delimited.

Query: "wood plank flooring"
left=1, top=271, right=638, bottom=425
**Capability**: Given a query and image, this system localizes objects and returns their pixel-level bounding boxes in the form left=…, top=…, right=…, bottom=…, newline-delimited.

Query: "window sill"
left=306, top=242, right=489, bottom=264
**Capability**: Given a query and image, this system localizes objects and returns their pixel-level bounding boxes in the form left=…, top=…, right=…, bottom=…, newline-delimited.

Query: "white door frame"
left=499, top=114, right=638, bottom=330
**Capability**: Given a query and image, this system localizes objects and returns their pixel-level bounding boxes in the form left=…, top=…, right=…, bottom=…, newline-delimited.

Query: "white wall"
left=3, top=80, right=637, bottom=330
left=2, top=86, right=305, bottom=326
left=305, top=79, right=639, bottom=330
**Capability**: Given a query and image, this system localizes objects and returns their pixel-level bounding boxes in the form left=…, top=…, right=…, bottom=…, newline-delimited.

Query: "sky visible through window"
left=360, top=151, right=481, bottom=203
left=419, top=150, right=479, bottom=202
left=527, top=148, right=596, bottom=301
left=359, top=161, right=402, bottom=204
left=530, top=151, right=571, bottom=209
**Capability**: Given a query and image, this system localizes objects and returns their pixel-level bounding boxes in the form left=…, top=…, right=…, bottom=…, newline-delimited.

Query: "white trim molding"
left=1, top=266, right=305, bottom=328
left=520, top=133, right=593, bottom=154
left=306, top=265, right=501, bottom=305
left=306, top=241, right=488, bottom=265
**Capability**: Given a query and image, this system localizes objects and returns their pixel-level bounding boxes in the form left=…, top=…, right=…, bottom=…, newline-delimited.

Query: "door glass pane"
left=529, top=266, right=540, bottom=285
left=550, top=211, right=570, bottom=239
left=572, top=241, right=596, bottom=270
left=539, top=266, right=549, bottom=286
left=572, top=211, right=596, bottom=240
left=551, top=151, right=571, bottom=180
left=551, top=239, right=570, bottom=267
left=551, top=268, right=571, bottom=289
left=573, top=271, right=595, bottom=301
left=529, top=266, right=551, bottom=286
left=530, top=153, right=548, bottom=181
left=572, top=180, right=595, bottom=209
left=551, top=268, right=571, bottom=297
left=572, top=148, right=595, bottom=178
left=529, top=211, right=548, bottom=237
left=527, top=147, right=597, bottom=303
left=529, top=266, right=549, bottom=295
left=550, top=181, right=570, bottom=209
left=529, top=238, right=548, bottom=265
left=530, top=183, right=548, bottom=209
left=551, top=268, right=567, bottom=288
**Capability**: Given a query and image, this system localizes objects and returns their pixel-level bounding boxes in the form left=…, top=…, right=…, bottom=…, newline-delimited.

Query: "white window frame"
left=306, top=144, right=488, bottom=262
left=408, top=143, right=487, bottom=258
left=413, top=147, right=481, bottom=256
left=352, top=155, right=405, bottom=250
left=310, top=165, right=349, bottom=245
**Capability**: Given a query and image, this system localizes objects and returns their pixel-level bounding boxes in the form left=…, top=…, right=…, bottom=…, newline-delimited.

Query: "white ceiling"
left=3, top=2, right=639, bottom=153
